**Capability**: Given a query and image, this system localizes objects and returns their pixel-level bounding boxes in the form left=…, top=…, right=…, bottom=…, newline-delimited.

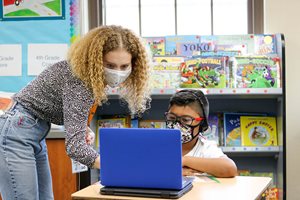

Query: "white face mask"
left=104, top=67, right=132, bottom=88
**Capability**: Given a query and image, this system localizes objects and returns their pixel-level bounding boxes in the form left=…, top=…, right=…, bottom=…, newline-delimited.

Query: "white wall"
left=265, top=0, right=300, bottom=199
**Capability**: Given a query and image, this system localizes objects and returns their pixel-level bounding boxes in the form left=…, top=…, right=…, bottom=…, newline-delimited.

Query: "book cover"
left=180, top=56, right=227, bottom=88
left=214, top=34, right=255, bottom=54
left=254, top=34, right=277, bottom=55
left=165, top=35, right=201, bottom=56
left=202, top=113, right=220, bottom=145
left=96, top=117, right=128, bottom=148
left=143, top=37, right=165, bottom=56
left=233, top=56, right=281, bottom=88
left=240, top=116, right=277, bottom=146
left=138, top=120, right=166, bottom=129
left=150, top=62, right=181, bottom=89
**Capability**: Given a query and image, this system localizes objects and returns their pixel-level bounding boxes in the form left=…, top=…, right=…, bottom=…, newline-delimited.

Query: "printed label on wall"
left=0, top=44, right=22, bottom=76
left=27, top=43, right=68, bottom=75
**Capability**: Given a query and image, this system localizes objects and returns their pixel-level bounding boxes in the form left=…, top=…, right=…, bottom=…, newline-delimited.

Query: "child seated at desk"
left=165, top=89, right=237, bottom=178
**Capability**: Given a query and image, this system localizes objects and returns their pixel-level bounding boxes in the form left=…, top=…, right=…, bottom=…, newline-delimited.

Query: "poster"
left=0, top=0, right=65, bottom=21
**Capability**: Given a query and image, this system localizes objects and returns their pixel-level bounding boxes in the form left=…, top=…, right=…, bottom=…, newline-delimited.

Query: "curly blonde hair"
left=67, top=25, right=151, bottom=115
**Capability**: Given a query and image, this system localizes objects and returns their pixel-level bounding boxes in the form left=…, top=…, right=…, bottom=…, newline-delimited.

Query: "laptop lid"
left=99, top=128, right=184, bottom=190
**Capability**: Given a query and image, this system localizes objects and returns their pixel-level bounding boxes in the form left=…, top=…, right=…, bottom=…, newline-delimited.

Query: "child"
left=165, top=89, right=237, bottom=178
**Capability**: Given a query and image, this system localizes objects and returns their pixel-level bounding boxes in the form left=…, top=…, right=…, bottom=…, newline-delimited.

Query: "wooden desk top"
left=71, top=176, right=272, bottom=200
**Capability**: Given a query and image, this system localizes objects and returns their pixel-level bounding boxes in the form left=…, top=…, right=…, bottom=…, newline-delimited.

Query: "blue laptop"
left=99, top=128, right=193, bottom=199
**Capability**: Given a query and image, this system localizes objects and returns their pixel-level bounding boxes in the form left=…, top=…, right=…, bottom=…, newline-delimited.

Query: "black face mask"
left=166, top=121, right=200, bottom=144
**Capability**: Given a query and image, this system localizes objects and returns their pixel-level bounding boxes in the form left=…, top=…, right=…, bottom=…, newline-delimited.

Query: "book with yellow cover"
left=240, top=116, right=277, bottom=146
left=138, top=120, right=166, bottom=129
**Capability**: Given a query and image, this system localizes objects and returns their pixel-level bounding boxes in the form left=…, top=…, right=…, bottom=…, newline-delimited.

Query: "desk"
left=71, top=176, right=271, bottom=200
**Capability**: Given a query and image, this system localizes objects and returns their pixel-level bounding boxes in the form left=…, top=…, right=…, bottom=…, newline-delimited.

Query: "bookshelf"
left=90, top=34, right=285, bottom=199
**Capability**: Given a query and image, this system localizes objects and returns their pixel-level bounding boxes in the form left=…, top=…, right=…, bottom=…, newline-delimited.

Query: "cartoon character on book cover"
left=233, top=56, right=281, bottom=88
left=240, top=116, right=278, bottom=146
left=180, top=56, right=227, bottom=88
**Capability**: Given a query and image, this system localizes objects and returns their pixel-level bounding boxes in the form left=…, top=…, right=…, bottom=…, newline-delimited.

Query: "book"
left=150, top=62, right=181, bottom=89
left=232, top=56, right=281, bottom=88
left=143, top=37, right=165, bottom=56
left=240, top=116, right=277, bottom=146
left=165, top=35, right=201, bottom=56
left=214, top=34, right=255, bottom=54
left=180, top=56, right=227, bottom=88
left=202, top=113, right=220, bottom=145
left=223, top=112, right=267, bottom=147
left=96, top=116, right=129, bottom=148
left=138, top=120, right=166, bottom=129
left=254, top=34, right=277, bottom=55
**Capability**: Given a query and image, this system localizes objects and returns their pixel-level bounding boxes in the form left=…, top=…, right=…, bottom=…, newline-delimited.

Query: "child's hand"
left=182, top=167, right=199, bottom=176
left=85, top=127, right=95, bottom=145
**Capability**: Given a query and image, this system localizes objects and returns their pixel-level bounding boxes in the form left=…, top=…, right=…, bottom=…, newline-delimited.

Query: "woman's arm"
left=182, top=156, right=238, bottom=178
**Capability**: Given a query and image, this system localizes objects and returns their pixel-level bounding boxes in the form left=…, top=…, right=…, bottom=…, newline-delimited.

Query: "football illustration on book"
left=180, top=56, right=227, bottom=88
left=240, top=116, right=277, bottom=146
left=232, top=56, right=281, bottom=88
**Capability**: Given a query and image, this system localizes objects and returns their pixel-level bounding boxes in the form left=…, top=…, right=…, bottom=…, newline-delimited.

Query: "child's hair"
left=67, top=25, right=151, bottom=115
left=168, top=89, right=209, bottom=132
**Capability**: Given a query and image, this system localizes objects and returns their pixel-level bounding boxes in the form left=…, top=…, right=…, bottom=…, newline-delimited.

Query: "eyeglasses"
left=164, top=112, right=204, bottom=126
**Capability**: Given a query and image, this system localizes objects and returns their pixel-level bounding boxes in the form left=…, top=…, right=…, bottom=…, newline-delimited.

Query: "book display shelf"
left=89, top=34, right=285, bottom=199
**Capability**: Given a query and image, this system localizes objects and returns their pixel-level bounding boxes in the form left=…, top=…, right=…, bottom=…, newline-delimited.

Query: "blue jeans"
left=0, top=102, right=53, bottom=200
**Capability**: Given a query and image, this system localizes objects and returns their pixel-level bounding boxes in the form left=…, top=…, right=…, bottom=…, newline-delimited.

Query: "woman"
left=0, top=25, right=151, bottom=200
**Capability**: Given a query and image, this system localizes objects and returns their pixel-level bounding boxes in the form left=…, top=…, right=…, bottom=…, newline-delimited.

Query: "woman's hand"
left=85, top=127, right=95, bottom=145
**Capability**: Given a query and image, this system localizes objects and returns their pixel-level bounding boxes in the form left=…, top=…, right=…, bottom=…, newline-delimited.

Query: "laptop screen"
left=99, top=128, right=184, bottom=190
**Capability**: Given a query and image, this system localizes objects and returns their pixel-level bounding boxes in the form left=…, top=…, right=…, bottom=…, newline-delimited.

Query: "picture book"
left=165, top=35, right=201, bottom=56
left=180, top=56, right=227, bottom=88
left=254, top=34, right=277, bottom=55
left=96, top=116, right=129, bottom=148
left=232, top=56, right=281, bottom=88
left=150, top=62, right=181, bottom=89
left=240, top=116, right=277, bottom=146
left=202, top=113, right=220, bottom=145
left=223, top=112, right=267, bottom=147
left=214, top=44, right=247, bottom=55
left=152, top=56, right=184, bottom=63
left=214, top=34, right=255, bottom=55
left=143, top=37, right=165, bottom=56
left=138, top=120, right=166, bottom=129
